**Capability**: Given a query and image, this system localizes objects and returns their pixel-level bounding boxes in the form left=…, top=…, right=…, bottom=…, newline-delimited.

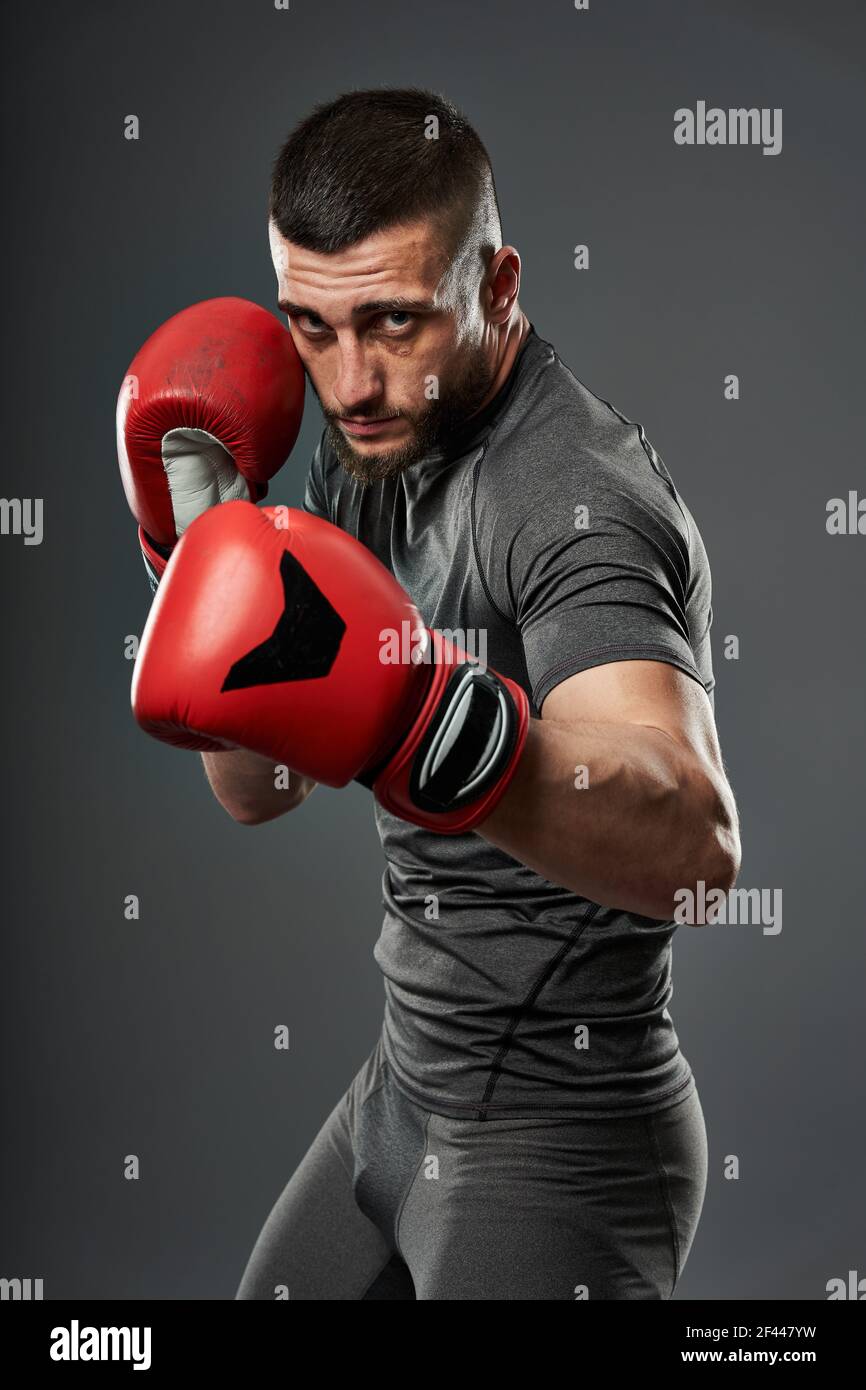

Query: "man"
left=128, top=88, right=740, bottom=1299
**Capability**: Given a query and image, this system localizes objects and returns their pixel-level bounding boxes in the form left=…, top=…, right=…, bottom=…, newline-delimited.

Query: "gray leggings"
left=235, top=1035, right=707, bottom=1301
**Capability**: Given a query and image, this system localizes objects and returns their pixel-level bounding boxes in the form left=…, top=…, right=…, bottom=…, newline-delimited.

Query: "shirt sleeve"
left=489, top=475, right=705, bottom=711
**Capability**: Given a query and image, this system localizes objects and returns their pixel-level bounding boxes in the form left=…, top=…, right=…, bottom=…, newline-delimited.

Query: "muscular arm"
left=479, top=660, right=740, bottom=921
left=201, top=748, right=317, bottom=824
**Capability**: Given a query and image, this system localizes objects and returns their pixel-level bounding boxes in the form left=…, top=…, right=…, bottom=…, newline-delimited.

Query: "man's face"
left=269, top=216, right=495, bottom=484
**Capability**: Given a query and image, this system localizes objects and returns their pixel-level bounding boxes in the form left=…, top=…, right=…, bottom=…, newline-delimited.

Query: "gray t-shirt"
left=303, top=324, right=713, bottom=1120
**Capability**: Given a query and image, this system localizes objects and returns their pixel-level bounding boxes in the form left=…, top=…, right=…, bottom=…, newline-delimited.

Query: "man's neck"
left=472, top=309, right=531, bottom=417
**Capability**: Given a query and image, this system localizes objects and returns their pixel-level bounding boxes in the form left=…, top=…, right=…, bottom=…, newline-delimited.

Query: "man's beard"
left=320, top=348, right=496, bottom=486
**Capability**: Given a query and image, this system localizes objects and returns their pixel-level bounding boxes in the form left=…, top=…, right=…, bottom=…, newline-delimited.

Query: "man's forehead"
left=269, top=217, right=449, bottom=295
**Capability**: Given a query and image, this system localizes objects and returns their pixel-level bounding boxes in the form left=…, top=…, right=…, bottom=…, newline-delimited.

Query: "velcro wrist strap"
left=373, top=630, right=530, bottom=834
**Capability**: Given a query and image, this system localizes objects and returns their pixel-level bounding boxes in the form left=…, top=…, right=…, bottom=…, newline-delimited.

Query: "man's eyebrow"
left=277, top=296, right=436, bottom=317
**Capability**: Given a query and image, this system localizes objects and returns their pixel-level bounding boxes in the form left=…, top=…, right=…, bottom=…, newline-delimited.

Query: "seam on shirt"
left=473, top=900, right=602, bottom=1121
left=469, top=354, right=707, bottom=706
left=552, top=347, right=699, bottom=583
left=469, top=439, right=516, bottom=627
left=469, top=332, right=558, bottom=631
left=632, top=419, right=696, bottom=547
left=560, top=361, right=685, bottom=510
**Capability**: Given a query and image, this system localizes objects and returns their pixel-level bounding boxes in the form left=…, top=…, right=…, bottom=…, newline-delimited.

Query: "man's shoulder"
left=478, top=338, right=675, bottom=515
left=302, top=427, right=343, bottom=520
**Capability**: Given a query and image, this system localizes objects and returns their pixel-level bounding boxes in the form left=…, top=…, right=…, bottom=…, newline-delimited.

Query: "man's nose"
left=333, top=341, right=383, bottom=413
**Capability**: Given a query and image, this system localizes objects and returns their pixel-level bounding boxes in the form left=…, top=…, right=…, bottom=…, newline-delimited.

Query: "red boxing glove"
left=131, top=502, right=530, bottom=834
left=116, top=297, right=305, bottom=591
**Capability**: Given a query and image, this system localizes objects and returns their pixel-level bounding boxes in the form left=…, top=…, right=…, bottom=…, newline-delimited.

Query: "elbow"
left=703, top=772, right=742, bottom=896
left=695, top=822, right=739, bottom=900
left=201, top=754, right=313, bottom=824
left=711, top=822, right=742, bottom=896
left=650, top=766, right=741, bottom=922
left=649, top=839, right=739, bottom=925
left=219, top=797, right=293, bottom=826
left=226, top=804, right=271, bottom=827
left=669, top=772, right=741, bottom=922
left=219, top=783, right=313, bottom=825
left=218, top=798, right=268, bottom=826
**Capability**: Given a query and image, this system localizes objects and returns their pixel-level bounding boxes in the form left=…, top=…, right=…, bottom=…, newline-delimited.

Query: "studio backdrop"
left=1, top=0, right=863, bottom=1300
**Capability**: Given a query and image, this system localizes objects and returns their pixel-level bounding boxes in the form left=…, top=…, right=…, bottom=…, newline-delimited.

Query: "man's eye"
left=383, top=311, right=412, bottom=330
left=294, top=312, right=328, bottom=333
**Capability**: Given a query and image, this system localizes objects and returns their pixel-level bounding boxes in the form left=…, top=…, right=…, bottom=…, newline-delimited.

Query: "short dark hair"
left=268, top=87, right=501, bottom=264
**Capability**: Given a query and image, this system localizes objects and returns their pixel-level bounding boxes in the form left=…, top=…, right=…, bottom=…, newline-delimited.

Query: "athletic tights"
left=235, top=1034, right=707, bottom=1300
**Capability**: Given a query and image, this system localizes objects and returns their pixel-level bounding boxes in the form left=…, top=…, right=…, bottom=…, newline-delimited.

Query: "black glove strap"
left=408, top=665, right=519, bottom=814
left=355, top=663, right=520, bottom=812
left=141, top=530, right=173, bottom=595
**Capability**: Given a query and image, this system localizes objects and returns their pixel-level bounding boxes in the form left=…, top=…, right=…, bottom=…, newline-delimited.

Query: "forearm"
left=480, top=716, right=740, bottom=919
left=201, top=748, right=316, bottom=824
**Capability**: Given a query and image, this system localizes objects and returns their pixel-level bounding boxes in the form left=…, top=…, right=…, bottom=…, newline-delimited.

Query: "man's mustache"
left=324, top=409, right=404, bottom=424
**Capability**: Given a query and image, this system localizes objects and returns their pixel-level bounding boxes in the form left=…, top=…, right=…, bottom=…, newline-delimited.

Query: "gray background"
left=1, top=0, right=863, bottom=1299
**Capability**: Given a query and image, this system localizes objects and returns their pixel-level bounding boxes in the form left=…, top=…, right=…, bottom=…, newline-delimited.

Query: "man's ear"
left=486, top=246, right=521, bottom=323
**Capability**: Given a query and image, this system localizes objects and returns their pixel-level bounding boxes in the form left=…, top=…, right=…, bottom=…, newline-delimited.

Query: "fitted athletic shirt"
left=302, top=323, right=714, bottom=1121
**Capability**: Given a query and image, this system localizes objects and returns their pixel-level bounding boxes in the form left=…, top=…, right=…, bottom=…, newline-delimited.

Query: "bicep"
left=540, top=659, right=725, bottom=775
